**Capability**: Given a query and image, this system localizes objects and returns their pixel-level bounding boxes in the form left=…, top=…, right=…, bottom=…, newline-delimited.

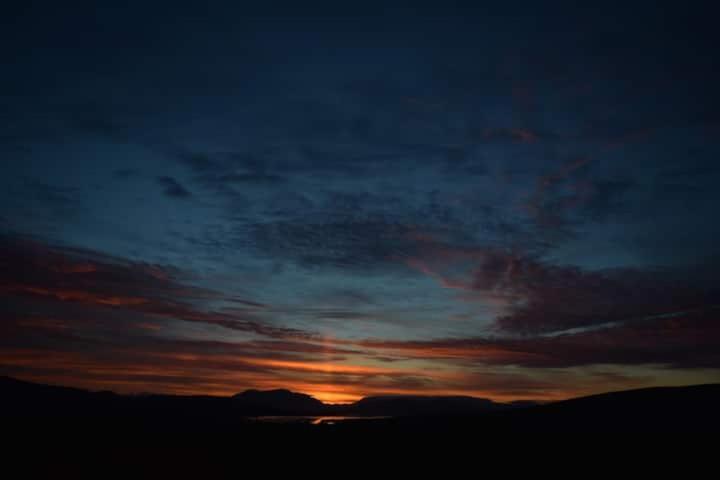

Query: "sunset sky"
left=1, top=2, right=719, bottom=403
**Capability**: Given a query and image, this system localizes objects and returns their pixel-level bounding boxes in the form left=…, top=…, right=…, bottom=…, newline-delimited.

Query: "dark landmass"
left=344, top=393, right=513, bottom=416
left=232, top=388, right=328, bottom=415
left=3, top=375, right=719, bottom=439
left=0, top=375, right=531, bottom=420
left=4, top=376, right=713, bottom=473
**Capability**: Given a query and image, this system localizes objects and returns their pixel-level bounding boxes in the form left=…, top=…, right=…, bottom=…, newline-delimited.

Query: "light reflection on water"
left=253, top=416, right=389, bottom=425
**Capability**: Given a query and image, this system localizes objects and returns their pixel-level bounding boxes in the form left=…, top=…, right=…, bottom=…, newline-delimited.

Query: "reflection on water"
left=310, top=416, right=390, bottom=425
left=253, top=416, right=389, bottom=425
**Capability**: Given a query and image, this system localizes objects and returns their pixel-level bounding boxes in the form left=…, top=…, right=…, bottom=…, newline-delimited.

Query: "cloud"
left=404, top=237, right=720, bottom=336
left=482, top=127, right=541, bottom=143
left=219, top=173, right=285, bottom=185
left=0, top=329, right=610, bottom=402
left=245, top=217, right=419, bottom=270
left=113, top=168, right=140, bottom=179
left=156, top=176, right=192, bottom=198
left=2, top=235, right=717, bottom=402
left=174, top=151, right=222, bottom=174
left=492, top=261, right=719, bottom=336
left=354, top=307, right=720, bottom=369
left=23, top=180, right=81, bottom=211
left=0, top=235, right=307, bottom=339
left=1, top=180, right=86, bottom=227
left=521, top=157, right=593, bottom=231
left=66, top=103, right=131, bottom=142
left=580, top=178, right=635, bottom=221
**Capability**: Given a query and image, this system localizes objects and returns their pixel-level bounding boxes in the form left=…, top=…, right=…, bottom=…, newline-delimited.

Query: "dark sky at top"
left=1, top=1, right=719, bottom=402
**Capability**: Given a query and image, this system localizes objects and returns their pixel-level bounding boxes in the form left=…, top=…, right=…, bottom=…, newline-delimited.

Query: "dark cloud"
left=10, top=180, right=85, bottom=222
left=24, top=180, right=80, bottom=207
left=510, top=260, right=718, bottom=338
left=175, top=151, right=222, bottom=174
left=219, top=173, right=285, bottom=185
left=522, top=158, right=593, bottom=230
left=113, top=168, right=140, bottom=179
left=156, top=176, right=192, bottom=198
left=357, top=307, right=720, bottom=369
left=0, top=235, right=309, bottom=339
left=245, top=217, right=419, bottom=270
left=0, top=133, right=32, bottom=154
left=65, top=103, right=131, bottom=141
left=480, top=127, right=543, bottom=144
left=581, top=178, right=636, bottom=221
left=405, top=239, right=720, bottom=336
left=658, top=163, right=720, bottom=180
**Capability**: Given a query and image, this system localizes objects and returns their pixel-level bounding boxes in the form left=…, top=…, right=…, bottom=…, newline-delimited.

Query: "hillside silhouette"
left=3, top=376, right=719, bottom=436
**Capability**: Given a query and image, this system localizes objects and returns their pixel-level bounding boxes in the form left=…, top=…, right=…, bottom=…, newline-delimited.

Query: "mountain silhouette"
left=2, top=376, right=719, bottom=435
left=347, top=394, right=509, bottom=416
left=232, top=388, right=326, bottom=415
left=0, top=376, right=526, bottom=417
left=492, top=383, right=720, bottom=431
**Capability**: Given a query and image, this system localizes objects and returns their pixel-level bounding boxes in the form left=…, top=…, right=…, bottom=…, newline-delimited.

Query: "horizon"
left=6, top=374, right=717, bottom=407
left=2, top=2, right=720, bottom=405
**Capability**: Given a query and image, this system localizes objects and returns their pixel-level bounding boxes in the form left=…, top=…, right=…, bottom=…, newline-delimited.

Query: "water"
left=252, top=416, right=389, bottom=425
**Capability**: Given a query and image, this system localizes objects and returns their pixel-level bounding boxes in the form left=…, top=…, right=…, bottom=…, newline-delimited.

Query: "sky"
left=1, top=1, right=719, bottom=403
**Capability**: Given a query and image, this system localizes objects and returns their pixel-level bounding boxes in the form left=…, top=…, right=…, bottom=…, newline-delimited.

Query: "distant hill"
left=2, top=376, right=719, bottom=434
left=232, top=388, right=326, bottom=415
left=490, top=383, right=720, bottom=431
left=0, top=376, right=530, bottom=417
left=345, top=394, right=511, bottom=416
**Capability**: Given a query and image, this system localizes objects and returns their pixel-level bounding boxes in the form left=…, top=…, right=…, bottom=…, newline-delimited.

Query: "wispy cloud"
left=156, top=176, right=192, bottom=198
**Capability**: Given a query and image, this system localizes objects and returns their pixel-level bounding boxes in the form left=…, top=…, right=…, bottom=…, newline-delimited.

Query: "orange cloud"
left=5, top=286, right=149, bottom=306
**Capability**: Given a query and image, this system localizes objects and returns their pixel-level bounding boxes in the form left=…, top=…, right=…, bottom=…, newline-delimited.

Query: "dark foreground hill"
left=2, top=376, right=719, bottom=440
left=0, top=375, right=528, bottom=418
